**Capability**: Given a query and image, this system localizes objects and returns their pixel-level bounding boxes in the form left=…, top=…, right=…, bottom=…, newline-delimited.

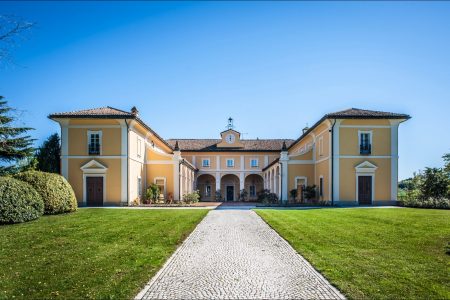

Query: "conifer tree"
left=36, top=133, right=60, bottom=173
left=0, top=96, right=34, bottom=174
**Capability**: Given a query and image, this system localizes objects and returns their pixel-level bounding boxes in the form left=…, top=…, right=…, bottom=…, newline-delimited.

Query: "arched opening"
left=221, top=174, right=240, bottom=201
left=196, top=174, right=216, bottom=202
left=244, top=174, right=264, bottom=201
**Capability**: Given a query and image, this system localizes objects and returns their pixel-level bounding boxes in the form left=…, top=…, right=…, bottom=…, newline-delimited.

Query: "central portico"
left=167, top=118, right=292, bottom=201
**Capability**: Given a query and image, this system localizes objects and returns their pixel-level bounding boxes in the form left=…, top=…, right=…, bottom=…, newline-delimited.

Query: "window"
left=319, top=177, right=323, bottom=197
left=205, top=185, right=212, bottom=197
left=155, top=178, right=166, bottom=200
left=226, top=159, right=234, bottom=167
left=359, top=131, right=372, bottom=155
left=249, top=185, right=256, bottom=197
left=250, top=159, right=258, bottom=168
left=138, top=177, right=142, bottom=197
left=137, top=138, right=142, bottom=158
left=318, top=137, right=324, bottom=156
left=202, top=159, right=210, bottom=167
left=88, top=131, right=101, bottom=155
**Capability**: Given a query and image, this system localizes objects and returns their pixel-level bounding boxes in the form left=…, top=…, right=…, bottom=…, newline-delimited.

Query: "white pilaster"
left=332, top=120, right=342, bottom=202
left=390, top=120, right=400, bottom=201
left=264, top=155, right=269, bottom=167
left=280, top=151, right=289, bottom=203
left=59, top=120, right=69, bottom=180
left=173, top=150, right=181, bottom=201
left=239, top=172, right=245, bottom=195
left=240, top=156, right=244, bottom=170
left=119, top=120, right=128, bottom=204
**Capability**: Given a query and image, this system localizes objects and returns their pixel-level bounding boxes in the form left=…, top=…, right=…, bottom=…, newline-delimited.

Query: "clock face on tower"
left=226, top=134, right=235, bottom=144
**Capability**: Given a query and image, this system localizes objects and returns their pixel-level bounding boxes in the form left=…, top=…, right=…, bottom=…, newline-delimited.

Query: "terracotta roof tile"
left=166, top=139, right=294, bottom=152
left=325, top=108, right=411, bottom=119
left=48, top=106, right=133, bottom=118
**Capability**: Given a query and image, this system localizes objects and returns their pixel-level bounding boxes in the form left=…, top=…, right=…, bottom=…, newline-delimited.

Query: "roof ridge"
left=106, top=106, right=132, bottom=114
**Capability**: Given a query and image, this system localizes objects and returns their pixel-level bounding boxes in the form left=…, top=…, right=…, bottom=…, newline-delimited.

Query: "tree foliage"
left=0, top=97, right=35, bottom=175
left=36, top=133, right=60, bottom=173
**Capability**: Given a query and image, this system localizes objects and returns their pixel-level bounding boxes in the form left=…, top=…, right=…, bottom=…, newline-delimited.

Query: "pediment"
left=80, top=160, right=108, bottom=171
left=355, top=161, right=377, bottom=172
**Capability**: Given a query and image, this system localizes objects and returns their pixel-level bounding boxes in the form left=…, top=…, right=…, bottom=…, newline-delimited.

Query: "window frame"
left=319, top=176, right=323, bottom=197
left=358, top=130, right=373, bottom=155
left=202, top=158, right=210, bottom=168
left=154, top=177, right=167, bottom=200
left=205, top=185, right=212, bottom=197
left=138, top=177, right=142, bottom=197
left=226, top=158, right=235, bottom=168
left=250, top=158, right=259, bottom=168
left=87, top=130, right=102, bottom=155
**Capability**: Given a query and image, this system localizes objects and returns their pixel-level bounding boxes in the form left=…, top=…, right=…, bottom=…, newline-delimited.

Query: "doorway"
left=226, top=186, right=234, bottom=201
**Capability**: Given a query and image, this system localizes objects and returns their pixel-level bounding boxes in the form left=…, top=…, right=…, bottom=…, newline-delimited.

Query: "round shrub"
left=0, top=176, right=44, bottom=224
left=14, top=171, right=77, bottom=215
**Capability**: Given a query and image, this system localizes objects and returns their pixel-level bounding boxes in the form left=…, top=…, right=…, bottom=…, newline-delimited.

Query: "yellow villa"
left=49, top=107, right=410, bottom=206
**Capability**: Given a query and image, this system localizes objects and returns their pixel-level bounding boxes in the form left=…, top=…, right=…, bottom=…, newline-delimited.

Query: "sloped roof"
left=167, top=139, right=294, bottom=152
left=325, top=108, right=411, bottom=119
left=48, top=106, right=173, bottom=151
left=287, top=108, right=411, bottom=150
left=48, top=106, right=133, bottom=118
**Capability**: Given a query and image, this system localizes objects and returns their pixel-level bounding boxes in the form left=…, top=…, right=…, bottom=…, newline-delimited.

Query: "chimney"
left=174, top=140, right=180, bottom=151
left=131, top=106, right=139, bottom=117
left=302, top=126, right=309, bottom=134
left=281, top=141, right=287, bottom=151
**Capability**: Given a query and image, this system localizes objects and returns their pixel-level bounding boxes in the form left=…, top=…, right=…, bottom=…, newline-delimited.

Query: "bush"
left=182, top=190, right=200, bottom=204
left=146, top=184, right=160, bottom=204
left=14, top=171, right=77, bottom=214
left=258, top=189, right=279, bottom=204
left=0, top=177, right=44, bottom=224
left=400, top=197, right=449, bottom=209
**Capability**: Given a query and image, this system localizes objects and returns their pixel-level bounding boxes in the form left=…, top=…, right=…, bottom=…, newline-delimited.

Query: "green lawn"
left=256, top=208, right=450, bottom=300
left=0, top=208, right=208, bottom=299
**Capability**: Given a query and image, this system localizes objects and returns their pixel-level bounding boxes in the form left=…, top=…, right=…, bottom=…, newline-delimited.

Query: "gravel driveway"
left=136, top=209, right=345, bottom=299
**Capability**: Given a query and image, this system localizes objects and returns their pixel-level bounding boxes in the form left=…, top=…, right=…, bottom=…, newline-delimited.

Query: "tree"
left=443, top=153, right=450, bottom=174
left=0, top=15, right=34, bottom=65
left=36, top=133, right=60, bottom=173
left=0, top=97, right=35, bottom=175
left=419, top=167, right=448, bottom=200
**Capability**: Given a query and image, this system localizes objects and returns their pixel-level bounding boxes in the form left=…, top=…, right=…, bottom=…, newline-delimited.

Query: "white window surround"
left=354, top=161, right=377, bottom=203
left=137, top=137, right=142, bottom=158
left=226, top=158, right=234, bottom=168
left=358, top=130, right=373, bottom=153
left=250, top=159, right=259, bottom=168
left=87, top=130, right=102, bottom=155
left=294, top=176, right=307, bottom=189
left=154, top=177, right=167, bottom=199
left=318, top=136, right=324, bottom=156
left=205, top=185, right=212, bottom=197
left=138, top=177, right=142, bottom=197
left=202, top=158, right=210, bottom=167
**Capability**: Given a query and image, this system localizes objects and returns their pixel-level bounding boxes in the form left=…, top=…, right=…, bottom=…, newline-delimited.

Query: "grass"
left=0, top=208, right=208, bottom=299
left=255, top=208, right=450, bottom=299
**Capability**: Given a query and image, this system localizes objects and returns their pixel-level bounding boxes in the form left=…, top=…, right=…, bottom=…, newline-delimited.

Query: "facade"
left=49, top=107, right=410, bottom=206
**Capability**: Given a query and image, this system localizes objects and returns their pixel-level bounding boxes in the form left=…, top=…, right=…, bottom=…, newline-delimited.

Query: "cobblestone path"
left=136, top=210, right=345, bottom=299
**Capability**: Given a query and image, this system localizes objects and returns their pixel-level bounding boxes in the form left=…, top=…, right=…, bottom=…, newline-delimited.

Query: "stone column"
left=280, top=151, right=289, bottom=203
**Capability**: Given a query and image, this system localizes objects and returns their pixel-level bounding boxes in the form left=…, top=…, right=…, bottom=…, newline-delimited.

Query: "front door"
left=87, top=176, right=103, bottom=206
left=358, top=176, right=372, bottom=205
left=226, top=186, right=234, bottom=201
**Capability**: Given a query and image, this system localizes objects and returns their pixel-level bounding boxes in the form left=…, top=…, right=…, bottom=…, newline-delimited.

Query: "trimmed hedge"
left=0, top=177, right=44, bottom=224
left=15, top=171, right=77, bottom=214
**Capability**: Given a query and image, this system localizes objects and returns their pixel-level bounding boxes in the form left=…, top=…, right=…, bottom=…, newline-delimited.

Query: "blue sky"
left=1, top=1, right=450, bottom=179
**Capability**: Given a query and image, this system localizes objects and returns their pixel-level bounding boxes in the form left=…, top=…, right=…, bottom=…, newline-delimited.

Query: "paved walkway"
left=136, top=210, right=345, bottom=299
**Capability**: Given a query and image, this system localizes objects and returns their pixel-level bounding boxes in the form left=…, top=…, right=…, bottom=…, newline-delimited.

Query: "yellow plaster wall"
left=68, top=119, right=120, bottom=125
left=315, top=159, right=330, bottom=201
left=339, top=127, right=391, bottom=156
left=68, top=158, right=121, bottom=205
left=146, top=164, right=174, bottom=199
left=339, top=158, right=391, bottom=202
left=287, top=164, right=314, bottom=191
left=341, top=119, right=391, bottom=126
left=68, top=128, right=121, bottom=156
